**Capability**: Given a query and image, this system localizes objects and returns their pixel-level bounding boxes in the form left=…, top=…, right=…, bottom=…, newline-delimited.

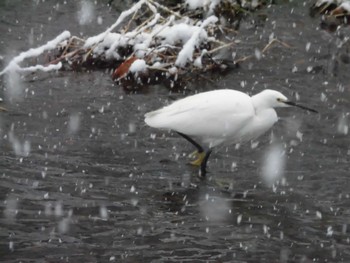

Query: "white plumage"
left=145, top=89, right=316, bottom=176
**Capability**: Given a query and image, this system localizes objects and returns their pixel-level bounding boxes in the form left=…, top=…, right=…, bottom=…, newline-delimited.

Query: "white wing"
left=145, top=89, right=255, bottom=146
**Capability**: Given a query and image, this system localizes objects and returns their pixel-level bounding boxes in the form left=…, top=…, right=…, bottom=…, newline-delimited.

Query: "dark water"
left=0, top=1, right=350, bottom=262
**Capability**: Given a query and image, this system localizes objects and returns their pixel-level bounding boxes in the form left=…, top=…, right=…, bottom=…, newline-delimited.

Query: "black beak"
left=284, top=101, right=318, bottom=113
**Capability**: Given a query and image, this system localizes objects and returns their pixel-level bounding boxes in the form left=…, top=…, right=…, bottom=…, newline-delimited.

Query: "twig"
left=207, top=42, right=235, bottom=54
left=261, top=38, right=292, bottom=53
left=234, top=55, right=253, bottom=64
left=124, top=9, right=140, bottom=33
left=193, top=71, right=217, bottom=84
left=60, top=36, right=85, bottom=56
left=47, top=48, right=85, bottom=65
left=319, top=2, right=332, bottom=14
left=147, top=0, right=182, bottom=19
left=210, top=39, right=231, bottom=46
left=84, top=0, right=147, bottom=48
left=133, top=14, right=156, bottom=32
left=234, top=38, right=291, bottom=64
left=148, top=66, right=171, bottom=71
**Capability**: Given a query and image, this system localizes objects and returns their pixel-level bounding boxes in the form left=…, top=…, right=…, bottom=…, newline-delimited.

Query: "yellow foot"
left=189, top=151, right=206, bottom=166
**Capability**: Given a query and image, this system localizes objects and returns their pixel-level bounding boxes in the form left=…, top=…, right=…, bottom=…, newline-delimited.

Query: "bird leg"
left=177, top=132, right=204, bottom=152
left=176, top=132, right=213, bottom=177
left=177, top=132, right=205, bottom=166
left=200, top=149, right=212, bottom=177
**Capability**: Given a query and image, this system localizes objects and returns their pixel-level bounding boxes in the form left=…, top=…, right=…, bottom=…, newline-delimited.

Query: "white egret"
left=145, top=89, right=317, bottom=176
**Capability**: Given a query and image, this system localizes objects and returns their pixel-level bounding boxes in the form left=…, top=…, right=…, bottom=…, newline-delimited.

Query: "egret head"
left=254, top=89, right=318, bottom=113
left=268, top=90, right=290, bottom=108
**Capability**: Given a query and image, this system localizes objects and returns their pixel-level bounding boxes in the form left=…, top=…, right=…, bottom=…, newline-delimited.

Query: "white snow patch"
left=194, top=56, right=203, bottom=68
left=129, top=59, right=147, bottom=73
left=157, top=23, right=206, bottom=46
left=84, top=0, right=147, bottom=48
left=168, top=66, right=178, bottom=74
left=186, top=0, right=208, bottom=9
left=339, top=2, right=350, bottom=12
left=98, top=33, right=126, bottom=59
left=175, top=16, right=218, bottom=67
left=18, top=63, right=63, bottom=73
left=194, top=49, right=207, bottom=68
left=185, top=0, right=221, bottom=14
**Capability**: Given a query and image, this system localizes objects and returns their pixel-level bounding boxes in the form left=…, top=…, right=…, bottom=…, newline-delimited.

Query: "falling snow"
left=77, top=0, right=95, bottom=25
left=68, top=113, right=81, bottom=134
left=261, top=144, right=286, bottom=187
left=1, top=1, right=350, bottom=262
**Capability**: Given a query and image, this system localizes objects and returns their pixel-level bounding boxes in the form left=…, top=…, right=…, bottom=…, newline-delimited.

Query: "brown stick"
left=146, top=0, right=182, bottom=18
left=234, top=38, right=292, bottom=64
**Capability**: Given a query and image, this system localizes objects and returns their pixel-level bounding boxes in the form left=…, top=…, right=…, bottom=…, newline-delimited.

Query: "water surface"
left=0, top=1, right=350, bottom=262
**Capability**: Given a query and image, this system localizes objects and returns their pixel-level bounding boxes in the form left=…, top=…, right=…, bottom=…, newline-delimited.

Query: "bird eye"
left=277, top=98, right=281, bottom=102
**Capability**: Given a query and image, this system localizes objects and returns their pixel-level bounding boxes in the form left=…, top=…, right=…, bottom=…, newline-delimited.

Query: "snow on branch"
left=0, top=0, right=280, bottom=89
left=310, top=0, right=350, bottom=31
left=0, top=30, right=71, bottom=75
left=84, top=0, right=147, bottom=48
left=16, top=63, right=63, bottom=73
left=175, top=15, right=218, bottom=67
